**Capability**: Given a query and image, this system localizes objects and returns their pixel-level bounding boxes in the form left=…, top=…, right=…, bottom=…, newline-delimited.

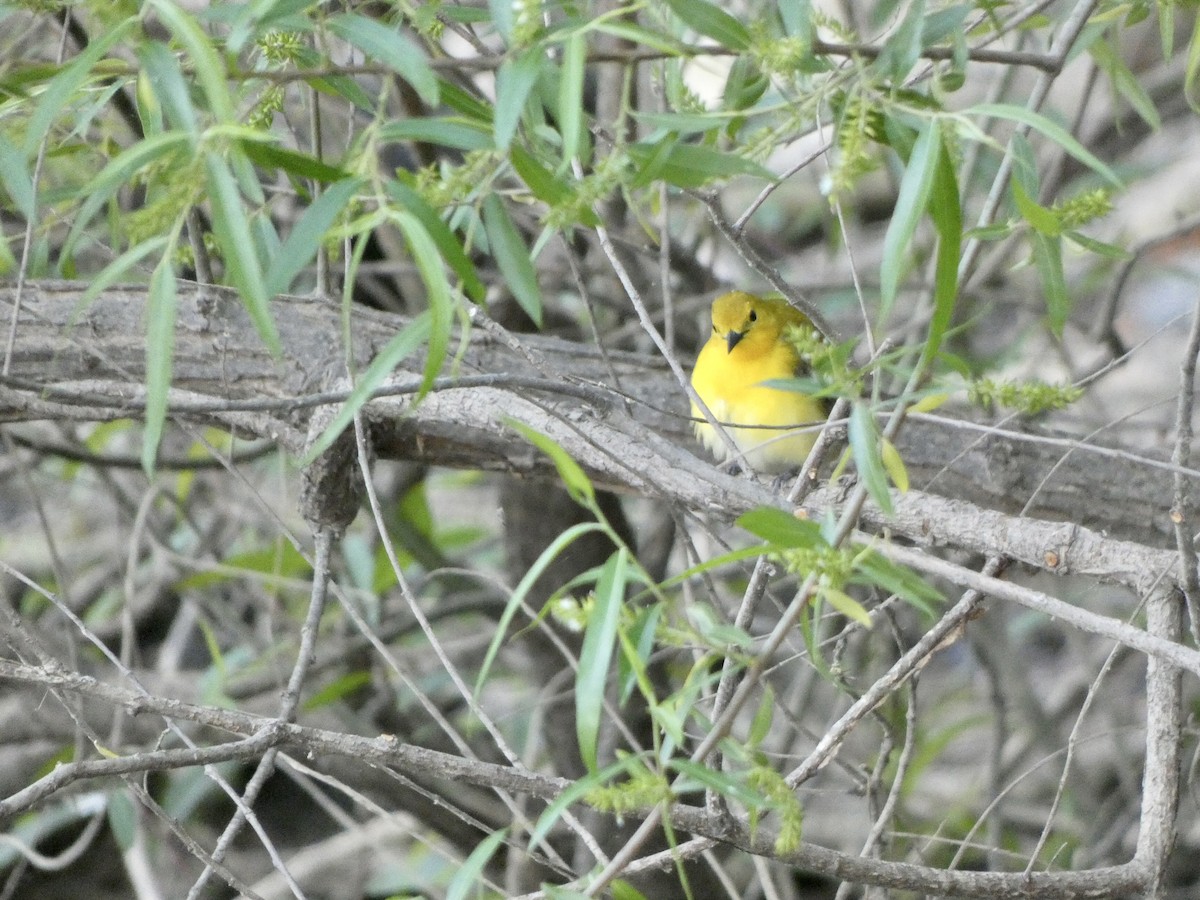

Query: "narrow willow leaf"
left=1011, top=180, right=1062, bottom=236
left=106, top=791, right=136, bottom=850
left=80, top=236, right=170, bottom=308
left=143, top=256, right=177, bottom=474
left=853, top=551, right=943, bottom=614
left=629, top=140, right=775, bottom=188
left=204, top=151, right=281, bottom=354
left=303, top=311, right=432, bottom=463
left=266, top=177, right=362, bottom=296
left=445, top=829, right=508, bottom=900
left=392, top=209, right=451, bottom=396
left=506, top=419, right=595, bottom=506
left=736, top=507, right=823, bottom=548
left=482, top=193, right=543, bottom=326
left=557, top=32, right=587, bottom=167
left=386, top=179, right=486, bottom=300
left=577, top=549, right=628, bottom=773
left=137, top=41, right=197, bottom=134
left=494, top=50, right=541, bottom=150
left=822, top=587, right=873, bottom=627
left=1090, top=40, right=1160, bottom=130
left=488, top=0, right=514, bottom=43
left=611, top=881, right=651, bottom=900
left=238, top=140, right=351, bottom=184
left=880, top=437, right=909, bottom=493
left=327, top=13, right=439, bottom=107
left=60, top=131, right=190, bottom=267
left=972, top=102, right=1122, bottom=186
left=748, top=684, right=775, bottom=749
left=848, top=404, right=893, bottom=515
left=662, top=0, right=751, bottom=49
left=379, top=117, right=493, bottom=151
left=0, top=135, right=34, bottom=219
left=24, top=17, right=136, bottom=157
left=148, top=0, right=234, bottom=121
left=923, top=133, right=961, bottom=365
left=880, top=119, right=941, bottom=318
left=528, top=759, right=632, bottom=854
left=875, top=0, right=924, bottom=80
left=474, top=521, right=605, bottom=697
left=1031, top=229, right=1068, bottom=336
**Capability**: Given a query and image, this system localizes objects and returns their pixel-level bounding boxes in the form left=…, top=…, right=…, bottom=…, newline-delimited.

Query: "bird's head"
left=710, top=291, right=796, bottom=356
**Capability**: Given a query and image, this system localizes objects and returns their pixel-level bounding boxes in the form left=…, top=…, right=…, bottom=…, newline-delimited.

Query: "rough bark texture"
left=0, top=281, right=1179, bottom=551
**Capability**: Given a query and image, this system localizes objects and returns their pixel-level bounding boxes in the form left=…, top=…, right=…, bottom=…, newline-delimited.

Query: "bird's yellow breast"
left=689, top=292, right=826, bottom=473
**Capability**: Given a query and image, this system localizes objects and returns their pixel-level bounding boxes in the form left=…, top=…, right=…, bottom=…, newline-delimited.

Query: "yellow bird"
left=690, top=291, right=828, bottom=473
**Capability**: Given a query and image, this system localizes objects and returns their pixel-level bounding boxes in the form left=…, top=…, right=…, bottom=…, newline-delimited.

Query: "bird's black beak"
left=725, top=330, right=744, bottom=353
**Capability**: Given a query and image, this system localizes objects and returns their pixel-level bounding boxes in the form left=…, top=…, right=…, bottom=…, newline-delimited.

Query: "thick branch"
left=0, top=281, right=1182, bottom=559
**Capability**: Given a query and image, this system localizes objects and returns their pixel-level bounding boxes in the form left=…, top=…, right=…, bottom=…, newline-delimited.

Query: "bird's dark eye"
left=748, top=310, right=758, bottom=323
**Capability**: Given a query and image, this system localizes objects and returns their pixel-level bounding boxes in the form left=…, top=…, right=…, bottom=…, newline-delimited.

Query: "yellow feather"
left=690, top=291, right=828, bottom=473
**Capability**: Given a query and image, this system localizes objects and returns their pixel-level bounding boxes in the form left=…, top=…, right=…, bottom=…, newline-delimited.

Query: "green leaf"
left=59, top=131, right=191, bottom=269
left=303, top=311, right=432, bottom=462
left=266, top=176, right=362, bottom=296
left=611, top=882, right=651, bottom=900
left=474, top=521, right=606, bottom=696
left=147, top=0, right=234, bottom=121
left=662, top=0, right=751, bottom=49
left=510, top=144, right=567, bottom=203
left=302, top=671, right=371, bottom=711
left=143, top=255, right=177, bottom=474
left=378, top=117, right=493, bottom=151
left=1011, top=180, right=1062, bottom=236
left=387, top=179, right=486, bottom=300
left=557, top=32, right=587, bottom=166
left=593, top=21, right=688, bottom=54
left=848, top=404, right=893, bottom=516
left=392, top=209, right=452, bottom=396
left=488, top=0, right=514, bottom=43
left=923, top=131, right=961, bottom=366
left=0, top=134, right=34, bottom=219
left=822, top=587, right=873, bottom=627
left=670, top=760, right=762, bottom=806
left=138, top=40, right=197, bottom=134
left=875, top=0, right=924, bottom=81
left=238, top=140, right=351, bottom=184
left=204, top=151, right=281, bottom=354
left=1031, top=228, right=1068, bottom=336
left=748, top=684, right=775, bottom=749
left=80, top=236, right=171, bottom=309
left=327, top=13, right=439, bottom=107
left=618, top=602, right=662, bottom=704
left=577, top=549, right=628, bottom=773
left=853, top=550, right=943, bottom=615
left=971, top=102, right=1122, bottom=186
left=24, top=17, right=137, bottom=157
left=880, top=119, right=941, bottom=319
left=482, top=193, right=543, bottom=327
left=1064, top=230, right=1132, bottom=260
left=106, top=791, right=137, bottom=851
left=494, top=49, right=542, bottom=150
left=528, top=758, right=632, bottom=854
left=445, top=828, right=507, bottom=900
left=629, top=140, right=775, bottom=188
left=736, top=507, right=823, bottom=548
left=506, top=420, right=594, bottom=506
left=879, top=437, right=909, bottom=493
left=1089, top=40, right=1160, bottom=131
